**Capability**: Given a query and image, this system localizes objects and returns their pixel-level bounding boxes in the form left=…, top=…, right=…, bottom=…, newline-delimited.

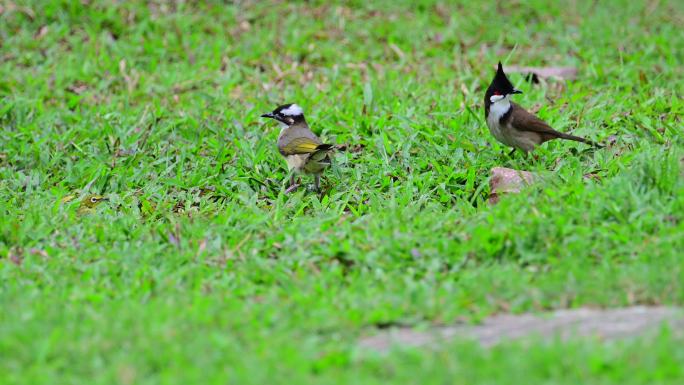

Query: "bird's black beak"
left=511, top=89, right=523, bottom=95
left=260, top=113, right=274, bottom=119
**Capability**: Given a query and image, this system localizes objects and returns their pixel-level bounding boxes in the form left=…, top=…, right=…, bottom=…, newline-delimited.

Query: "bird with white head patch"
left=261, top=103, right=334, bottom=191
left=484, top=62, right=601, bottom=154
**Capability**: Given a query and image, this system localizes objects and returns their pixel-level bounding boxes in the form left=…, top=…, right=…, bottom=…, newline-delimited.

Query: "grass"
left=1, top=0, right=683, bottom=383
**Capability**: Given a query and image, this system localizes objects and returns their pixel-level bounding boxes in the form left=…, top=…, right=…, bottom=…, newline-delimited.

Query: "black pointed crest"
left=484, top=61, right=518, bottom=115
left=490, top=62, right=516, bottom=94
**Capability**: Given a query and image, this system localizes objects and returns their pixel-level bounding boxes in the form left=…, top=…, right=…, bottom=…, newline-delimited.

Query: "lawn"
left=1, top=0, right=683, bottom=383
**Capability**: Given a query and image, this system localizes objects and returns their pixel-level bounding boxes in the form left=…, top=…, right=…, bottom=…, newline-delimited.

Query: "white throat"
left=489, top=94, right=511, bottom=119
left=278, top=122, right=290, bottom=139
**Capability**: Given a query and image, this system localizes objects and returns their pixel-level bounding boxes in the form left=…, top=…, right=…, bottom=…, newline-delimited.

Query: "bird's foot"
left=285, top=184, right=301, bottom=194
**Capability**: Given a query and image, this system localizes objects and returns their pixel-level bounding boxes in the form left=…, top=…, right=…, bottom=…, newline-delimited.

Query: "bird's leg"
left=522, top=150, right=539, bottom=162
left=284, top=172, right=300, bottom=194
left=314, top=174, right=321, bottom=192
left=518, top=150, right=539, bottom=168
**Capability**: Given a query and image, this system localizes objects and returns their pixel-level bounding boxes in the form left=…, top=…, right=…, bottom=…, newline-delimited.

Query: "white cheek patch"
left=490, top=94, right=504, bottom=103
left=281, top=104, right=303, bottom=116
left=488, top=95, right=511, bottom=118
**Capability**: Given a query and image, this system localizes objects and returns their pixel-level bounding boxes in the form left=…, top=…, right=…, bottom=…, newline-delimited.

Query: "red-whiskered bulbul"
left=484, top=62, right=599, bottom=153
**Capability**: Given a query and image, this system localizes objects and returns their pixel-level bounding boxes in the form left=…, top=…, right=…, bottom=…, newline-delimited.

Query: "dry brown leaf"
left=9, top=247, right=24, bottom=266
left=30, top=248, right=49, bottom=258
left=583, top=173, right=602, bottom=181
left=34, top=25, right=48, bottom=39
left=336, top=143, right=365, bottom=153
left=66, top=81, right=88, bottom=95
left=504, top=65, right=578, bottom=81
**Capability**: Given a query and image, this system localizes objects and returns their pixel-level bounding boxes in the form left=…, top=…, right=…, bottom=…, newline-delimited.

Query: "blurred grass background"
left=1, top=1, right=683, bottom=384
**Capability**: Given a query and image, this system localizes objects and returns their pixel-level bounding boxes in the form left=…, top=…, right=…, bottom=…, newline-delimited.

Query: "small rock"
left=489, top=167, right=538, bottom=204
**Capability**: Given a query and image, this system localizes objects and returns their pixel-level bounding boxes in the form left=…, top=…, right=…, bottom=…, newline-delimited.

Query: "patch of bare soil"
left=359, top=307, right=683, bottom=352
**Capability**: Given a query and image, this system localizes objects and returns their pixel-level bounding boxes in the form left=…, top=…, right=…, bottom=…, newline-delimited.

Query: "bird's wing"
left=279, top=137, right=325, bottom=155
left=509, top=103, right=593, bottom=144
left=509, top=103, right=564, bottom=140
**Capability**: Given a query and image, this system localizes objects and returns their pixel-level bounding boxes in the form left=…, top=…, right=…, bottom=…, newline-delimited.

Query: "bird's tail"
left=558, top=133, right=604, bottom=148
left=315, top=143, right=334, bottom=151
left=310, top=143, right=334, bottom=162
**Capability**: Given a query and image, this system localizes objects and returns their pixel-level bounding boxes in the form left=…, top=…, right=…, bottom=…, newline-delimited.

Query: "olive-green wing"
left=279, top=137, right=323, bottom=156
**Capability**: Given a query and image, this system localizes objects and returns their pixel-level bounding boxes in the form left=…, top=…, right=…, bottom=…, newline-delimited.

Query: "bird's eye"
left=91, top=197, right=98, bottom=203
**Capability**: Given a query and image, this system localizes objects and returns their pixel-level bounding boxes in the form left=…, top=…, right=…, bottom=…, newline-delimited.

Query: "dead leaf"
left=168, top=230, right=180, bottom=247
left=30, top=248, right=49, bottom=258
left=66, top=81, right=88, bottom=95
left=386, top=173, right=401, bottom=182
left=336, top=143, right=365, bottom=153
left=459, top=82, right=470, bottom=96
left=197, top=239, right=207, bottom=255
left=34, top=25, right=48, bottom=39
left=432, top=33, right=444, bottom=44
left=172, top=201, right=185, bottom=213
left=9, top=247, right=24, bottom=266
left=528, top=103, right=543, bottom=114
left=503, top=65, right=578, bottom=82
left=389, top=43, right=405, bottom=60
left=61, top=194, right=77, bottom=204
left=489, top=167, right=538, bottom=204
left=198, top=186, right=216, bottom=197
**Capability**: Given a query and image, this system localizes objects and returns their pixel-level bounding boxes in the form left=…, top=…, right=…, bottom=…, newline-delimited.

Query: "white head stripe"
left=281, top=104, right=303, bottom=116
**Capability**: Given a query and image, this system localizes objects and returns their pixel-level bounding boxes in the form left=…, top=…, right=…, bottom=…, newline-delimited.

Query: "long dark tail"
left=557, top=133, right=604, bottom=148
left=310, top=143, right=334, bottom=162
left=315, top=144, right=334, bottom=151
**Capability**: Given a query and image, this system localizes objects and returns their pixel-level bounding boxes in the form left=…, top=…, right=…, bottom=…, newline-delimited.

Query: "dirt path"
left=359, top=307, right=683, bottom=352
